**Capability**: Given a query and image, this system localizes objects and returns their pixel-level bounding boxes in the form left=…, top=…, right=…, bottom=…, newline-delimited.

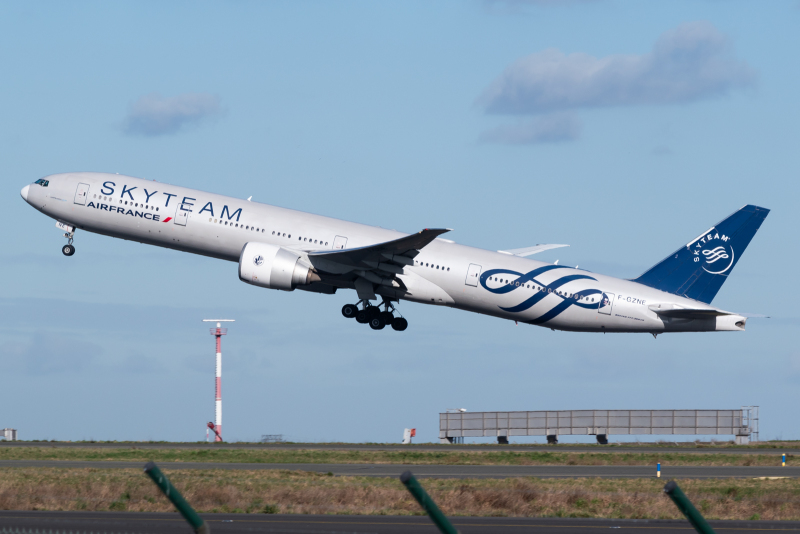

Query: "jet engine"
left=239, top=242, right=319, bottom=291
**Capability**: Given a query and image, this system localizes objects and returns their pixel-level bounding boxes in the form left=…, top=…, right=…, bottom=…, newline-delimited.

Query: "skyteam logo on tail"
left=480, top=265, right=603, bottom=324
left=688, top=229, right=735, bottom=275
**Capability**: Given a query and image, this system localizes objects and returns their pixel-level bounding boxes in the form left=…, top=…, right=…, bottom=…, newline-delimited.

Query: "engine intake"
left=239, top=242, right=319, bottom=291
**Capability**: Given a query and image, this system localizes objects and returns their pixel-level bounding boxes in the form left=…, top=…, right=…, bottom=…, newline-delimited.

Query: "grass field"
left=0, top=467, right=798, bottom=520
left=11, top=440, right=800, bottom=448
left=0, top=447, right=794, bottom=466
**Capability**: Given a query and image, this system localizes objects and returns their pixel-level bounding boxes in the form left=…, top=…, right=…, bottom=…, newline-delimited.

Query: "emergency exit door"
left=74, top=183, right=90, bottom=206
left=598, top=292, right=614, bottom=315
left=174, top=207, right=189, bottom=226
left=333, top=235, right=348, bottom=250
left=465, top=263, right=482, bottom=287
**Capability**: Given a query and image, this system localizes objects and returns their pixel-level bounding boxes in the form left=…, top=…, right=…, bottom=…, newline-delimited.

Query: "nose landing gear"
left=62, top=231, right=76, bottom=256
left=342, top=299, right=408, bottom=331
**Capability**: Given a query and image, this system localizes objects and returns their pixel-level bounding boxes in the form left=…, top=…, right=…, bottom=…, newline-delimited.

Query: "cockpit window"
left=34, top=179, right=49, bottom=187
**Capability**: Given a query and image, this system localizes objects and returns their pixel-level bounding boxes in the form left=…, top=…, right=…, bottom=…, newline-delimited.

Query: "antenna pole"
left=203, top=319, right=234, bottom=442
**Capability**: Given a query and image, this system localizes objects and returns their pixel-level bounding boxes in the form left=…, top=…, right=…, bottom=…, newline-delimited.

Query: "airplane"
left=20, top=172, right=769, bottom=335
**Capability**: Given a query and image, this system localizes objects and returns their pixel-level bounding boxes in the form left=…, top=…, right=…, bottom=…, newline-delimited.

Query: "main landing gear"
left=341, top=300, right=408, bottom=331
left=62, top=230, right=76, bottom=256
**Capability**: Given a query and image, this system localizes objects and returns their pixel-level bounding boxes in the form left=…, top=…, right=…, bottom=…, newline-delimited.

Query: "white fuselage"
left=22, top=172, right=746, bottom=333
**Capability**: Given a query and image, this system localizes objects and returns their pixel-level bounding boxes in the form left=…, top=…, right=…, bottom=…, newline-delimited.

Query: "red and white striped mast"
left=202, top=319, right=234, bottom=442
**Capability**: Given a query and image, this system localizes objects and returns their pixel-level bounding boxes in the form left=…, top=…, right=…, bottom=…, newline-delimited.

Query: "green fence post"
left=144, top=461, right=210, bottom=534
left=663, top=480, right=716, bottom=534
left=400, top=471, right=458, bottom=534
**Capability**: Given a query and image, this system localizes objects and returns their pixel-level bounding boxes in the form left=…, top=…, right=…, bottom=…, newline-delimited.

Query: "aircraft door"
left=74, top=183, right=90, bottom=206
left=174, top=204, right=189, bottom=226
left=333, top=235, right=348, bottom=250
left=597, top=292, right=614, bottom=315
left=465, top=263, right=482, bottom=287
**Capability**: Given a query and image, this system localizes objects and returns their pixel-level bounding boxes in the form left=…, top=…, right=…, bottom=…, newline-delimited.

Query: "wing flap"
left=308, top=228, right=450, bottom=269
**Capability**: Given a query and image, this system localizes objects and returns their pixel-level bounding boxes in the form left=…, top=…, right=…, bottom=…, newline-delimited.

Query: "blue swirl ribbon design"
left=479, top=265, right=603, bottom=324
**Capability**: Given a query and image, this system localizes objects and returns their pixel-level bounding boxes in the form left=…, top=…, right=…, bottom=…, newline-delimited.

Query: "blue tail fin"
left=632, top=205, right=769, bottom=304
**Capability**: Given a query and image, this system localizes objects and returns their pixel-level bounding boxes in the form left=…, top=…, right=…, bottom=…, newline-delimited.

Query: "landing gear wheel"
left=365, top=306, right=380, bottom=320
left=369, top=316, right=386, bottom=330
left=62, top=244, right=75, bottom=256
left=379, top=311, right=394, bottom=325
left=391, top=317, right=408, bottom=331
left=341, top=304, right=358, bottom=319
left=355, top=310, right=369, bottom=324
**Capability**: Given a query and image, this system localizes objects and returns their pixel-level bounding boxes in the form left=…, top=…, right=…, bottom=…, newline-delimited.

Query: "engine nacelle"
left=239, top=242, right=318, bottom=291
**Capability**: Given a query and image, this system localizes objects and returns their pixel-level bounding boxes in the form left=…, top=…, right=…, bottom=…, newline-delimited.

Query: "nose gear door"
left=74, top=183, right=90, bottom=206
left=465, top=263, right=482, bottom=287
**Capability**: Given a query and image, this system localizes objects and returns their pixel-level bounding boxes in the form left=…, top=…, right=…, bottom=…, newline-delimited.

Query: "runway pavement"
left=1, top=441, right=796, bottom=455
left=2, top=511, right=799, bottom=534
left=2, top=460, right=797, bottom=478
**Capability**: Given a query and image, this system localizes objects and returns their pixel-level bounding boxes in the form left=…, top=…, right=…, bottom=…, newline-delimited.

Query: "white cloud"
left=480, top=112, right=581, bottom=145
left=479, top=21, right=755, bottom=115
left=123, top=92, right=222, bottom=136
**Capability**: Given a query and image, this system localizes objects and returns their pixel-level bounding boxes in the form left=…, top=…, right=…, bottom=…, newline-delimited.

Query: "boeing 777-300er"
left=20, top=173, right=769, bottom=335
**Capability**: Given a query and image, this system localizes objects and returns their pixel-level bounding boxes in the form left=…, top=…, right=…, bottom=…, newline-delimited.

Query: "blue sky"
left=2, top=1, right=798, bottom=443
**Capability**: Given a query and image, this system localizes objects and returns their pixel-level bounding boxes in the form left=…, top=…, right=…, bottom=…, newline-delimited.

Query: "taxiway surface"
left=2, top=512, right=799, bottom=534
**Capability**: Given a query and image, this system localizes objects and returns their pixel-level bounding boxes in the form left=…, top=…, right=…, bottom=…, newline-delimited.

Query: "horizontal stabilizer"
left=648, top=304, right=732, bottom=319
left=498, top=244, right=569, bottom=257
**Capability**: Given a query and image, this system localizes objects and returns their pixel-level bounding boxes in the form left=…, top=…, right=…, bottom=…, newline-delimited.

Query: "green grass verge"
left=0, top=447, right=794, bottom=466
left=1, top=467, right=798, bottom=519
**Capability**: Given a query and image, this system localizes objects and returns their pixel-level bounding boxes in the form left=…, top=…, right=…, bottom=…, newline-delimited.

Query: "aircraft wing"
left=308, top=228, right=450, bottom=270
left=648, top=304, right=732, bottom=319
left=498, top=244, right=569, bottom=257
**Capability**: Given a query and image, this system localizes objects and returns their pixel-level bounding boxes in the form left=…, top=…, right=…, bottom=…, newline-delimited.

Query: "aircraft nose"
left=20, top=184, right=30, bottom=202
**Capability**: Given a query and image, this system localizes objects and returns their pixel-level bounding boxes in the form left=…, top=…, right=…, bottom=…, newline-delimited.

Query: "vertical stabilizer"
left=632, top=205, right=769, bottom=304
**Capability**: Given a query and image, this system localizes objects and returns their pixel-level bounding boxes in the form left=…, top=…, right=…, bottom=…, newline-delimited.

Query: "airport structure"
left=1, top=428, right=17, bottom=441
left=439, top=408, right=759, bottom=444
left=202, top=319, right=234, bottom=442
